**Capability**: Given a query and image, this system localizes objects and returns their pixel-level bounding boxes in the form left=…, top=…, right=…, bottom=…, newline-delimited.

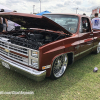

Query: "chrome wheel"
left=51, top=54, right=68, bottom=79
left=97, top=42, right=100, bottom=54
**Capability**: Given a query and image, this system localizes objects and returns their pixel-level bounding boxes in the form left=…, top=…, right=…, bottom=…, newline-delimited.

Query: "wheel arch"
left=49, top=52, right=74, bottom=77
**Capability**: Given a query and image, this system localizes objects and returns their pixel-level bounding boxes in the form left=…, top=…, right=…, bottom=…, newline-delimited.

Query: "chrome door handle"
left=90, top=34, right=93, bottom=36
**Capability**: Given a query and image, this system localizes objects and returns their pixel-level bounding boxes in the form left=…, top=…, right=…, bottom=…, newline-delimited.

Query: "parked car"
left=0, top=12, right=100, bottom=81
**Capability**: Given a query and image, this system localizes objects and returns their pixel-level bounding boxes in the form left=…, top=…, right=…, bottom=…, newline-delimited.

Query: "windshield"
left=43, top=14, right=79, bottom=33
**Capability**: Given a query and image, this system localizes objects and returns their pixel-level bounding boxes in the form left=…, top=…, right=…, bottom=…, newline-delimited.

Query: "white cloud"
left=0, top=0, right=100, bottom=16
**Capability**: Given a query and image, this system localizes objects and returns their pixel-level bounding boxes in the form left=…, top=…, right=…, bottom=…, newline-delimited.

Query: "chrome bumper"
left=0, top=55, right=46, bottom=81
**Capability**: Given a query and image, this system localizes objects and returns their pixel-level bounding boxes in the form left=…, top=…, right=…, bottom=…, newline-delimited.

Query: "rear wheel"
left=96, top=42, right=100, bottom=54
left=50, top=54, right=68, bottom=79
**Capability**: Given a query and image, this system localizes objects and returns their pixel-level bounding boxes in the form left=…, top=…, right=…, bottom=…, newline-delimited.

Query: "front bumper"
left=0, top=55, right=46, bottom=81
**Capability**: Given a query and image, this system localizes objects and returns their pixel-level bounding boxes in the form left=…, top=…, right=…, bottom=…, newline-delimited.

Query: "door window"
left=79, top=17, right=91, bottom=33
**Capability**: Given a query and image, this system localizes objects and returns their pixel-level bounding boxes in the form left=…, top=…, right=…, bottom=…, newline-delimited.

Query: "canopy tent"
left=0, top=4, right=12, bottom=12
left=36, top=10, right=51, bottom=16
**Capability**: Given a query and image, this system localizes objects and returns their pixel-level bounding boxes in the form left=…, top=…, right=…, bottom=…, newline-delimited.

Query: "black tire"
left=50, top=54, right=68, bottom=80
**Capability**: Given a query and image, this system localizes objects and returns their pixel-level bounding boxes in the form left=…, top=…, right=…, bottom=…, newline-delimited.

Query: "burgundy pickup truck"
left=0, top=12, right=100, bottom=81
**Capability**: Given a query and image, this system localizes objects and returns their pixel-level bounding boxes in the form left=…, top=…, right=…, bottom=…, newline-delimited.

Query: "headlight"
left=31, top=50, right=38, bottom=58
left=30, top=50, right=39, bottom=69
left=31, top=59, right=38, bottom=69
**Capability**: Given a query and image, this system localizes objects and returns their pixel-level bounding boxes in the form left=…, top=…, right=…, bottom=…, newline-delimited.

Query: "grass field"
left=0, top=53, right=100, bottom=100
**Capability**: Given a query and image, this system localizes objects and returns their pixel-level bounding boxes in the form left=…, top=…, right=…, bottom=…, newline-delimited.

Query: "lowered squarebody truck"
left=0, top=12, right=100, bottom=81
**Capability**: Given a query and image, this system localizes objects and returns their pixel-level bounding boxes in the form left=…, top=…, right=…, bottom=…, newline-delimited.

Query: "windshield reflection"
left=43, top=14, right=78, bottom=33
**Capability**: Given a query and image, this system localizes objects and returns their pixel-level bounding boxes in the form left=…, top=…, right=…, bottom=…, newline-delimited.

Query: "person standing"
left=0, top=17, right=3, bottom=32
left=91, top=13, right=100, bottom=30
left=0, top=9, right=8, bottom=32
left=3, top=17, right=8, bottom=32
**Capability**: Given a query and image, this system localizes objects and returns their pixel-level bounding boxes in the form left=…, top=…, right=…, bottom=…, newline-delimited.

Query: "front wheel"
left=50, top=54, right=68, bottom=79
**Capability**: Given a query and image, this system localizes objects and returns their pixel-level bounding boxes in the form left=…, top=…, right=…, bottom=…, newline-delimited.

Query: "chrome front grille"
left=0, top=39, right=28, bottom=65
left=0, top=41, right=8, bottom=48
left=9, top=52, right=28, bottom=64
left=0, top=48, right=28, bottom=65
left=0, top=41, right=28, bottom=55
left=0, top=48, right=8, bottom=55
left=0, top=37, right=39, bottom=69
left=9, top=44, right=28, bottom=55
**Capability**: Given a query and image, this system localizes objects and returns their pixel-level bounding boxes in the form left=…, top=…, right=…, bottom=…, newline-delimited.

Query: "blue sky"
left=0, top=0, right=100, bottom=16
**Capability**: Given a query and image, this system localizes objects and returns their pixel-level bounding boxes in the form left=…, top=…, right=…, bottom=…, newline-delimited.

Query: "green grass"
left=0, top=53, right=100, bottom=100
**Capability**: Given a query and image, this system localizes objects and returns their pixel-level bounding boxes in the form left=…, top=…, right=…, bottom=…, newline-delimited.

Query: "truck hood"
left=0, top=12, right=72, bottom=35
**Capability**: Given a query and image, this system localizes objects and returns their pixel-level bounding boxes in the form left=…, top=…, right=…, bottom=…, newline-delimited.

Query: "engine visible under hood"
left=0, top=29, right=69, bottom=50
left=0, top=12, right=72, bottom=50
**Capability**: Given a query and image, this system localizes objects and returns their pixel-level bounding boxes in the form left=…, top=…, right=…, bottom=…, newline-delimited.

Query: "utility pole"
left=33, top=5, right=35, bottom=14
left=39, top=0, right=41, bottom=13
left=76, top=8, right=78, bottom=14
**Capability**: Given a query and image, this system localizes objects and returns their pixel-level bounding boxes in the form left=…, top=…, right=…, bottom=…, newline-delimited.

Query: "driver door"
left=78, top=17, right=94, bottom=58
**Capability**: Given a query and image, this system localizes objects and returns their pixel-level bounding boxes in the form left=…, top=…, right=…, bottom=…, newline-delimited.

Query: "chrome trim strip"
left=0, top=55, right=46, bottom=81
left=80, top=47, right=92, bottom=55
left=93, top=45, right=98, bottom=48
left=74, top=45, right=98, bottom=57
left=74, top=53, right=80, bottom=58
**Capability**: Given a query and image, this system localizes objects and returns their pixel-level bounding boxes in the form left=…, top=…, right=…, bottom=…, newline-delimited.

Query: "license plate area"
left=2, top=61, right=10, bottom=69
